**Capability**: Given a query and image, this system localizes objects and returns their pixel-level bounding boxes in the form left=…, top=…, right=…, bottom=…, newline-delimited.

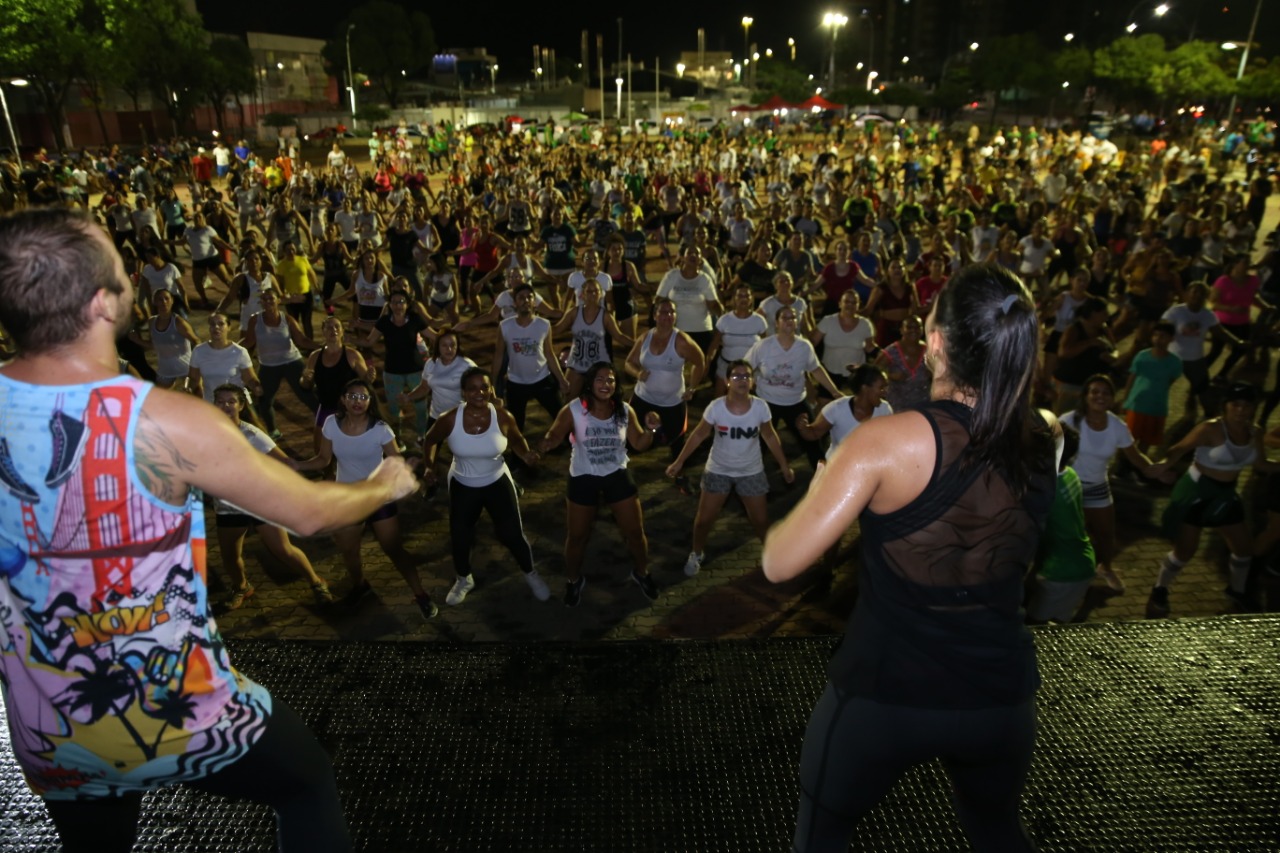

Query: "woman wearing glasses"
left=664, top=360, right=795, bottom=577
left=292, top=378, right=437, bottom=619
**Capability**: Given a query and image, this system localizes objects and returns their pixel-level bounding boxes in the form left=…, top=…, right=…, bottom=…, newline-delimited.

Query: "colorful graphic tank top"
left=0, top=374, right=270, bottom=799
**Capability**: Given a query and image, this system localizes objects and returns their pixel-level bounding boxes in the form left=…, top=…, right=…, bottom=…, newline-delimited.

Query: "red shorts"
left=1125, top=410, right=1166, bottom=447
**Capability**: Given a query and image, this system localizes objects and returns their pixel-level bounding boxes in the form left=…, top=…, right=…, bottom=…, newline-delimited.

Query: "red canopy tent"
left=728, top=104, right=758, bottom=112
left=800, top=94, right=845, bottom=110
left=755, top=94, right=796, bottom=111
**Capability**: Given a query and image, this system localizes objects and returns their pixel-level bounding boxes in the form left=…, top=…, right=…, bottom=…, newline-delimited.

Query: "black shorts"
left=1267, top=474, right=1280, bottom=515
left=1125, top=293, right=1165, bottom=323
left=217, top=511, right=267, bottom=529
left=166, top=223, right=186, bottom=240
left=686, top=330, right=713, bottom=356
left=366, top=502, right=398, bottom=524
left=194, top=255, right=221, bottom=271
left=566, top=469, right=637, bottom=506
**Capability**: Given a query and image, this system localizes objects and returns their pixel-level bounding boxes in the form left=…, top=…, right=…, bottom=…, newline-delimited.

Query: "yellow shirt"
left=274, top=256, right=313, bottom=295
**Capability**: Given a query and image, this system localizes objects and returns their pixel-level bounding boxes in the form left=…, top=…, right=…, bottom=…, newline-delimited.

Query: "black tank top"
left=829, top=400, right=1054, bottom=709
left=607, top=263, right=633, bottom=313
left=314, top=347, right=358, bottom=409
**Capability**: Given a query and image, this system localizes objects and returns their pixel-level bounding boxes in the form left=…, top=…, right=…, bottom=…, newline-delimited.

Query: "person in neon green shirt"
left=274, top=242, right=318, bottom=339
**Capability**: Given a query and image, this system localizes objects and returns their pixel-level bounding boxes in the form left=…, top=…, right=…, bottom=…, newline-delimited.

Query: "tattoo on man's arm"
left=134, top=411, right=196, bottom=504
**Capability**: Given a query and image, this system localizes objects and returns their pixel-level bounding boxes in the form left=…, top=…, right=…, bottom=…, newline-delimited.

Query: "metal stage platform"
left=2, top=617, right=1278, bottom=851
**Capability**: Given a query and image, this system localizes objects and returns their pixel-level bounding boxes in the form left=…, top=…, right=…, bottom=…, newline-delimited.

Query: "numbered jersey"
left=566, top=306, right=608, bottom=374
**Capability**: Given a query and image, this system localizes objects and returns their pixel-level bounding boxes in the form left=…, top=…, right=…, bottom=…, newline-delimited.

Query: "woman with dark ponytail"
left=763, top=263, right=1057, bottom=852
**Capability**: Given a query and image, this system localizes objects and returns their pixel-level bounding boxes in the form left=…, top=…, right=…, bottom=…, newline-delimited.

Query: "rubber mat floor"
left=1, top=617, right=1278, bottom=851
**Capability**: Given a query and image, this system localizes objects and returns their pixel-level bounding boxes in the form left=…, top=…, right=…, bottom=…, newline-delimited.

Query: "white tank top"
left=447, top=404, right=510, bottom=487
left=569, top=401, right=629, bottom=477
left=253, top=312, right=303, bottom=367
left=239, top=272, right=274, bottom=330
left=355, top=270, right=387, bottom=308
left=567, top=307, right=607, bottom=374
left=148, top=315, right=191, bottom=379
left=635, top=329, right=685, bottom=407
left=412, top=221, right=437, bottom=251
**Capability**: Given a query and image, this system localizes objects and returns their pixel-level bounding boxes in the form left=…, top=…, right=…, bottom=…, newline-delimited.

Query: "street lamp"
left=676, top=62, right=686, bottom=78
left=489, top=63, right=497, bottom=93
left=1224, top=0, right=1264, bottom=125
left=1125, top=1, right=1169, bottom=33
left=1064, top=33, right=1074, bottom=42
left=345, top=23, right=357, bottom=126
left=616, top=76, right=623, bottom=121
left=742, top=16, right=753, bottom=65
left=866, top=69, right=878, bottom=91
left=788, top=37, right=796, bottom=61
left=822, top=11, right=848, bottom=92
left=0, top=78, right=26, bottom=154
left=970, top=42, right=980, bottom=51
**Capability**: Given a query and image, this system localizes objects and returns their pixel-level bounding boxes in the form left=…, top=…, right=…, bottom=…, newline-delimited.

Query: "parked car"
left=465, top=122, right=499, bottom=139
left=374, top=124, right=424, bottom=138
left=853, top=113, right=893, bottom=128
left=1084, top=112, right=1114, bottom=140
left=304, top=126, right=356, bottom=142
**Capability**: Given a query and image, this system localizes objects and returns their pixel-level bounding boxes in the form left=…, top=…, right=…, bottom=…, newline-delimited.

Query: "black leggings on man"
left=794, top=683, right=1036, bottom=853
left=44, top=699, right=351, bottom=853
left=504, top=374, right=562, bottom=432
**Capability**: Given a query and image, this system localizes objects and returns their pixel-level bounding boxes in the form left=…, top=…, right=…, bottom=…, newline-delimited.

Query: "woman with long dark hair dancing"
left=763, top=263, right=1057, bottom=852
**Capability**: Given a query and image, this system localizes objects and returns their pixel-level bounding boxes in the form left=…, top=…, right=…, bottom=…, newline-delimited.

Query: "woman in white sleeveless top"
left=242, top=288, right=319, bottom=435
left=145, top=289, right=198, bottom=390
left=419, top=367, right=549, bottom=606
left=552, top=278, right=634, bottom=398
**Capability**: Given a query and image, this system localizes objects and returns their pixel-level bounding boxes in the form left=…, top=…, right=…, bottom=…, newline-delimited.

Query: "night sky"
left=197, top=0, right=1277, bottom=83
left=199, top=1, right=913, bottom=77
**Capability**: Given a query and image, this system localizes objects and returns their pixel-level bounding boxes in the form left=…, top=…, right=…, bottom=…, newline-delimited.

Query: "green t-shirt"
left=1037, top=468, right=1096, bottom=582
left=1124, top=349, right=1183, bottom=417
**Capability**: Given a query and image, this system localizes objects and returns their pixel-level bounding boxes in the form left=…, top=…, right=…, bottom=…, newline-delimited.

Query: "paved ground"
left=128, top=151, right=1280, bottom=643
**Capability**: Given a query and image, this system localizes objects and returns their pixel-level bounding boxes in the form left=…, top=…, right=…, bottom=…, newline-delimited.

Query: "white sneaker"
left=446, top=574, right=475, bottom=606
left=524, top=570, right=551, bottom=601
left=683, top=552, right=704, bottom=577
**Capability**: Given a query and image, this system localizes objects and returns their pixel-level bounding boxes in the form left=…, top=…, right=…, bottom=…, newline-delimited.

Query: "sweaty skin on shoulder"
left=762, top=410, right=934, bottom=582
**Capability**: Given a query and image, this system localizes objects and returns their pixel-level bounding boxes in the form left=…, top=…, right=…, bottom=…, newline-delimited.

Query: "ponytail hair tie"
left=1000, top=294, right=1019, bottom=315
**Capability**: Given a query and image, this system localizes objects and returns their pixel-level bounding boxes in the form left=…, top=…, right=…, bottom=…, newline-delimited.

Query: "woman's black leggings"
left=448, top=473, right=535, bottom=577
left=43, top=698, right=351, bottom=853
left=767, top=400, right=822, bottom=467
left=795, top=683, right=1037, bottom=853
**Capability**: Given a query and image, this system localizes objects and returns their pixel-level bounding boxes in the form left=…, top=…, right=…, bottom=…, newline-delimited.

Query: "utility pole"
left=597, top=34, right=605, bottom=117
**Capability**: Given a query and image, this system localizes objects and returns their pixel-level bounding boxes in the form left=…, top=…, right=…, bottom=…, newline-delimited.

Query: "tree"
left=970, top=34, right=1048, bottom=127
left=204, top=36, right=256, bottom=136
left=1054, top=46, right=1094, bottom=90
left=749, top=58, right=812, bottom=104
left=0, top=0, right=95, bottom=149
left=322, top=1, right=435, bottom=110
left=109, top=0, right=210, bottom=136
left=1237, top=57, right=1280, bottom=105
left=1093, top=34, right=1168, bottom=107
left=1162, top=41, right=1236, bottom=102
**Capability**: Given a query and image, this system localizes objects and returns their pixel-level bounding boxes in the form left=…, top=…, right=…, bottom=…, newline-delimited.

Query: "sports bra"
left=1193, top=420, right=1256, bottom=472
